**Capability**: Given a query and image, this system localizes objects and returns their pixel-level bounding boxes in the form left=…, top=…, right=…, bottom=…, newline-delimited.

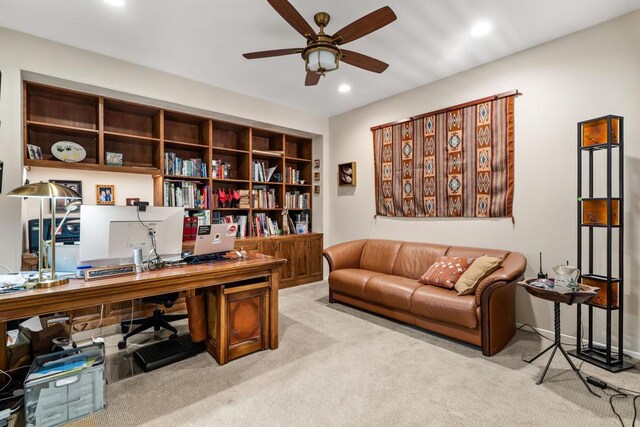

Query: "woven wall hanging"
left=371, top=91, right=518, bottom=218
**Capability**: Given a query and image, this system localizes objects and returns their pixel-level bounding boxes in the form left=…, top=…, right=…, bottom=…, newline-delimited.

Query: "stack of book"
left=252, top=161, right=278, bottom=182
left=252, top=213, right=280, bottom=237
left=164, top=152, right=206, bottom=177
left=285, top=191, right=310, bottom=209
left=251, top=185, right=277, bottom=209
left=284, top=166, right=302, bottom=184
left=238, top=189, right=250, bottom=209
left=163, top=181, right=209, bottom=209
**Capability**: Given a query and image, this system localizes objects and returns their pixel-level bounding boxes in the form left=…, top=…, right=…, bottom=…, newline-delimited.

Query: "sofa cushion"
left=410, top=286, right=478, bottom=329
left=364, top=275, right=423, bottom=312
left=391, top=242, right=450, bottom=280
left=329, top=269, right=385, bottom=300
left=418, top=256, right=475, bottom=289
left=446, top=246, right=510, bottom=260
left=454, top=255, right=504, bottom=295
left=359, top=240, right=403, bottom=274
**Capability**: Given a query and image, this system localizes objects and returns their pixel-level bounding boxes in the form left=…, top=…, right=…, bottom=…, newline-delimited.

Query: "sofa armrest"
left=323, top=240, right=368, bottom=273
left=474, top=252, right=527, bottom=304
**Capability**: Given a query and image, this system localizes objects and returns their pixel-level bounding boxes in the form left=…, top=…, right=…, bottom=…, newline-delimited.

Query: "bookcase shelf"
left=23, top=81, right=315, bottom=239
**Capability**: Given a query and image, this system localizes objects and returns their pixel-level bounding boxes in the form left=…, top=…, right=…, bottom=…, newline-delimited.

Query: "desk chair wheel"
left=121, top=324, right=130, bottom=334
left=118, top=340, right=127, bottom=350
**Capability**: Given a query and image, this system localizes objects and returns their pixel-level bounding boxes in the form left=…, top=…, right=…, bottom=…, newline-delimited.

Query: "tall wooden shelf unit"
left=23, top=82, right=322, bottom=329
left=570, top=115, right=633, bottom=372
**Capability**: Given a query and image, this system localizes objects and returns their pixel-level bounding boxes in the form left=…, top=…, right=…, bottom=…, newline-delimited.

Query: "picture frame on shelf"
left=126, top=197, right=140, bottom=206
left=106, top=152, right=123, bottom=166
left=96, top=185, right=115, bottom=205
left=49, top=180, right=82, bottom=213
left=27, top=144, right=43, bottom=160
left=314, top=185, right=320, bottom=195
left=338, top=162, right=356, bottom=186
left=314, top=159, right=320, bottom=169
left=313, top=172, right=320, bottom=182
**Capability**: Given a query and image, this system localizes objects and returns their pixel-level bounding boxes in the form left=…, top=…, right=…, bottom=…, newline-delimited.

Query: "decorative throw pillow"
left=454, top=255, right=503, bottom=296
left=419, top=256, right=476, bottom=289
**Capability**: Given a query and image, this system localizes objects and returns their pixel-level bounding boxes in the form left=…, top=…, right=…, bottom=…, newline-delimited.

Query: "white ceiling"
left=1, top=0, right=639, bottom=117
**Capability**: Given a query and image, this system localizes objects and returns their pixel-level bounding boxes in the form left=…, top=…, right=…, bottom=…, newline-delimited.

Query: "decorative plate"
left=51, top=141, right=86, bottom=163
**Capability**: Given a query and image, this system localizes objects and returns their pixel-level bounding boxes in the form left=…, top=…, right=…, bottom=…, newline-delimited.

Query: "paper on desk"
left=0, top=275, right=27, bottom=286
left=20, top=315, right=43, bottom=332
left=6, top=330, right=19, bottom=346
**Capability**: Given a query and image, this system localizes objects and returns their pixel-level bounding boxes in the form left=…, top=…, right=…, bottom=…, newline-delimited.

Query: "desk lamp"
left=7, top=181, right=82, bottom=287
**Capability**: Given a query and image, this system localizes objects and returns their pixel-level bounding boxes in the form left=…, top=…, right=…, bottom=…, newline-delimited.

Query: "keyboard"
left=182, top=252, right=229, bottom=265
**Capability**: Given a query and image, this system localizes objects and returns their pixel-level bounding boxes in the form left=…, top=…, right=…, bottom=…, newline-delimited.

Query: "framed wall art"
left=96, top=184, right=115, bottom=205
left=338, top=162, right=356, bottom=186
left=49, top=179, right=82, bottom=213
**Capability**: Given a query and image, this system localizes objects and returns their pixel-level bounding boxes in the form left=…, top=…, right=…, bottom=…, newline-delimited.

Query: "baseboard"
left=516, top=322, right=640, bottom=361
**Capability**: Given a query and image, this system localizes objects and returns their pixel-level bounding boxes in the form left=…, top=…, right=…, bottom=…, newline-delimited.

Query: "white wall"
left=0, top=28, right=329, bottom=271
left=328, top=12, right=640, bottom=354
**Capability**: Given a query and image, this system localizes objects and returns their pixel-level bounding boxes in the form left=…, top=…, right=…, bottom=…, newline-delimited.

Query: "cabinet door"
left=295, top=238, right=311, bottom=283
left=258, top=240, right=278, bottom=257
left=278, top=239, right=296, bottom=285
left=308, top=235, right=323, bottom=278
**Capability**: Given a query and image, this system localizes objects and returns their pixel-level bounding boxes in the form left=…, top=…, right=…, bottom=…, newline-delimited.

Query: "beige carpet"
left=82, top=281, right=639, bottom=426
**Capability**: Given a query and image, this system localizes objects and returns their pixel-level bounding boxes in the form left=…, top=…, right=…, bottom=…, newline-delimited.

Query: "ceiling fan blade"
left=332, top=6, right=397, bottom=45
left=305, top=72, right=321, bottom=86
left=341, top=50, right=389, bottom=73
left=268, top=0, right=317, bottom=40
left=243, top=48, right=303, bottom=59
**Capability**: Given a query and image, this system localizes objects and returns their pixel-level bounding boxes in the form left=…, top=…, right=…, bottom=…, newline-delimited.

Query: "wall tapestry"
left=372, top=93, right=516, bottom=218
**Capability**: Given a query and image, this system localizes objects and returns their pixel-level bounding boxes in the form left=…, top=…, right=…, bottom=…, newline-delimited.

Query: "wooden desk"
left=0, top=254, right=286, bottom=370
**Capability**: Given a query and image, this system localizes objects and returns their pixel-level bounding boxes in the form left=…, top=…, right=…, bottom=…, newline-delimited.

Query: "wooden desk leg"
left=217, top=287, right=228, bottom=365
left=269, top=268, right=279, bottom=349
left=0, top=321, right=7, bottom=373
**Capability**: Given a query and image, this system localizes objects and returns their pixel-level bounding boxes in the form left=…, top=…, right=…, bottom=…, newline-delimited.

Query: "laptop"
left=192, top=223, right=238, bottom=256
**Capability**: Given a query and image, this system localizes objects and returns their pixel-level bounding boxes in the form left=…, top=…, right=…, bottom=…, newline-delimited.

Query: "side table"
left=519, top=279, right=599, bottom=397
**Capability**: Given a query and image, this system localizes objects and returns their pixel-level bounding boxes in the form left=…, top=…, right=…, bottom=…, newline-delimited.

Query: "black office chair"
left=118, top=293, right=188, bottom=349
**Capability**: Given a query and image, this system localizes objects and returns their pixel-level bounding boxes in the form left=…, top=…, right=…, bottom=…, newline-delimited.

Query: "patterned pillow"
left=419, top=256, right=476, bottom=289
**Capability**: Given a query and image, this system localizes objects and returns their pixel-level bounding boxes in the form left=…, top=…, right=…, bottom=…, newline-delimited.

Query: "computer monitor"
left=79, top=206, right=184, bottom=264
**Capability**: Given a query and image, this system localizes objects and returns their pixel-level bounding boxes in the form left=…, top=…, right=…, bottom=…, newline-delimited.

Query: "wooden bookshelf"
left=23, top=81, right=315, bottom=239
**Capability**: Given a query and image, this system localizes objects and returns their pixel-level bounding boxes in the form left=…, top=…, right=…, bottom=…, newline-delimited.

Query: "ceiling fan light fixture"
left=305, top=47, right=340, bottom=74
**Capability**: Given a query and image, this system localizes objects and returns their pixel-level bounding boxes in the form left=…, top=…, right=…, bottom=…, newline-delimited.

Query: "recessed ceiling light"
left=338, top=84, right=351, bottom=93
left=104, top=0, right=125, bottom=7
left=470, top=21, right=492, bottom=37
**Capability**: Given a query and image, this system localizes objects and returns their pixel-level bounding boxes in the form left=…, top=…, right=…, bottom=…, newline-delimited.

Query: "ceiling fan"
left=243, top=0, right=397, bottom=86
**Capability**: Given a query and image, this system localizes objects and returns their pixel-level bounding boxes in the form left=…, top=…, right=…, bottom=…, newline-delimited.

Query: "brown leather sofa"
left=323, top=239, right=527, bottom=356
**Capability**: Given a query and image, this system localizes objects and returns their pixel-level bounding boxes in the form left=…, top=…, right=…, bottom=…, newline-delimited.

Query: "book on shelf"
left=163, top=181, right=209, bottom=209
left=252, top=213, right=280, bottom=237
left=285, top=191, right=310, bottom=209
left=252, top=161, right=279, bottom=182
left=251, top=185, right=277, bottom=209
left=284, top=166, right=302, bottom=184
left=212, top=159, right=232, bottom=179
left=182, top=216, right=197, bottom=241
left=238, top=189, right=250, bottom=209
left=191, top=211, right=211, bottom=226
left=164, top=152, right=206, bottom=177
left=222, top=214, right=248, bottom=237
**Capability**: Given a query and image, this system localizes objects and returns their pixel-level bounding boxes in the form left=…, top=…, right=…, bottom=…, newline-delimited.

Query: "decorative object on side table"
left=106, top=151, right=123, bottom=166
left=519, top=278, right=599, bottom=396
left=7, top=181, right=82, bottom=287
left=49, top=180, right=82, bottom=213
left=338, top=162, right=356, bottom=186
left=51, top=141, right=86, bottom=163
left=96, top=185, right=115, bottom=205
